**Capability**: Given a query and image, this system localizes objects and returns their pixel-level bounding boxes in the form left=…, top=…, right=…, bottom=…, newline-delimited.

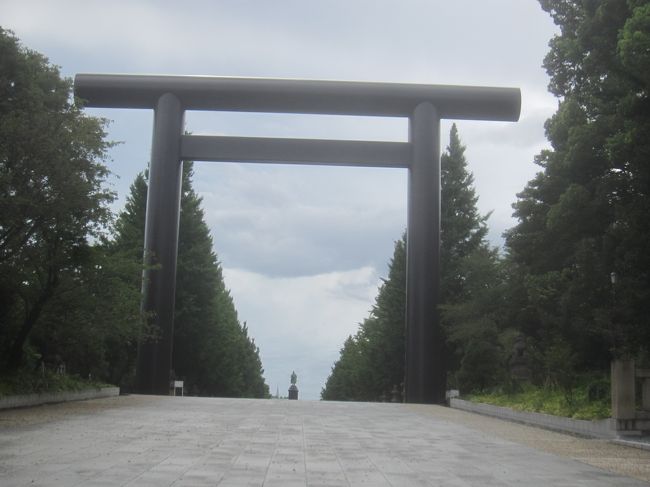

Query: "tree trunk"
left=5, top=271, right=57, bottom=370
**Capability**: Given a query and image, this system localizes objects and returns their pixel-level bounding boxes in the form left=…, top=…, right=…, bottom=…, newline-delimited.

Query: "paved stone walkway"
left=0, top=395, right=648, bottom=486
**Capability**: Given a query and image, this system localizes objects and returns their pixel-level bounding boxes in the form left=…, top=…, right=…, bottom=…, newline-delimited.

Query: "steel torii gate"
left=74, top=74, right=520, bottom=404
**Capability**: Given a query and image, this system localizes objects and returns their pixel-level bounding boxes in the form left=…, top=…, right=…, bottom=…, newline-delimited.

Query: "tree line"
left=322, top=0, right=650, bottom=400
left=0, top=27, right=269, bottom=398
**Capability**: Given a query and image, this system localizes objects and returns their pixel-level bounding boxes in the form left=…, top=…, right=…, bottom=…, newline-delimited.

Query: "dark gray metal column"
left=405, top=102, right=444, bottom=404
left=135, top=93, right=184, bottom=395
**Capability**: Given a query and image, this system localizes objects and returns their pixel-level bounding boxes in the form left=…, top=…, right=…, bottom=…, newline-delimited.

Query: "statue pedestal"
left=288, top=384, right=298, bottom=400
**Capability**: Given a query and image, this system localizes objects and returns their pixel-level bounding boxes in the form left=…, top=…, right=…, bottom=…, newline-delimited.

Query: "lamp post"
left=610, top=271, right=618, bottom=353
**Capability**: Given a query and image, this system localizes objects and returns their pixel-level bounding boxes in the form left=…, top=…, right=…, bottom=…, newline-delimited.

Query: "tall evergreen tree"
left=505, top=0, right=650, bottom=368
left=361, top=236, right=407, bottom=398
left=321, top=335, right=369, bottom=401
left=441, top=246, right=508, bottom=392
left=440, top=124, right=490, bottom=304
left=322, top=126, right=493, bottom=400
left=322, top=237, right=407, bottom=401
left=113, top=163, right=269, bottom=397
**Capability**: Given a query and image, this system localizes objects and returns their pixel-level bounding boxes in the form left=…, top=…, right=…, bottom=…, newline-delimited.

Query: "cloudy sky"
left=4, top=0, right=559, bottom=400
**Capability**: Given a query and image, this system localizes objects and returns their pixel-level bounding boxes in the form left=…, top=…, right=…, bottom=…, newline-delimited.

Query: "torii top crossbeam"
left=75, top=74, right=520, bottom=120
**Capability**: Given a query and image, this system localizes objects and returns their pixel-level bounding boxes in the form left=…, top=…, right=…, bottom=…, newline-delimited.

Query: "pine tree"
left=112, top=173, right=148, bottom=262
left=440, top=124, right=489, bottom=304
left=321, top=336, right=369, bottom=401
left=505, top=0, right=650, bottom=368
left=322, top=126, right=493, bottom=400
left=362, top=236, right=406, bottom=398
left=113, top=162, right=269, bottom=397
left=441, top=246, right=508, bottom=392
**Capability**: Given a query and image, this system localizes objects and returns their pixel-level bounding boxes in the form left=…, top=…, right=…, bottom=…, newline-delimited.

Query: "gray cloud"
left=195, top=163, right=406, bottom=277
left=6, top=1, right=557, bottom=85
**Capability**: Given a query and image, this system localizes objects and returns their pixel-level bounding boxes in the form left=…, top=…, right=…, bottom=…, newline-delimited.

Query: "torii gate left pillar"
left=137, top=93, right=184, bottom=395
left=74, top=74, right=520, bottom=403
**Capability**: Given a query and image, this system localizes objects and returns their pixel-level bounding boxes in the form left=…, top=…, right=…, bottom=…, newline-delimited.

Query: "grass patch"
left=0, top=369, right=112, bottom=398
left=465, top=380, right=611, bottom=420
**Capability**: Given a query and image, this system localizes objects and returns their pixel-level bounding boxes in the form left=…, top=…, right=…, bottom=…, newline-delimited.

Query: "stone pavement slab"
left=0, top=395, right=648, bottom=486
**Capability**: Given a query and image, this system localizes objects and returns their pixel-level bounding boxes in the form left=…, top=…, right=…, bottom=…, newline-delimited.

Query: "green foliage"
left=455, top=0, right=650, bottom=398
left=440, top=124, right=489, bottom=305
left=0, top=28, right=138, bottom=378
left=0, top=368, right=110, bottom=397
left=467, top=375, right=611, bottom=420
left=323, top=1, right=650, bottom=404
left=504, top=0, right=650, bottom=379
left=0, top=30, right=266, bottom=399
left=321, top=336, right=369, bottom=401
left=455, top=331, right=504, bottom=394
left=321, top=236, right=406, bottom=401
left=359, top=236, right=407, bottom=399
left=322, top=126, right=498, bottom=401
left=113, top=163, right=269, bottom=398
left=441, top=246, right=509, bottom=390
left=25, top=244, right=144, bottom=387
left=619, top=3, right=650, bottom=86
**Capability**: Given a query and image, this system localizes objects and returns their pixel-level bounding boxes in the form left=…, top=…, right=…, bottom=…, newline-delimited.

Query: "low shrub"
left=465, top=376, right=611, bottom=420
left=0, top=368, right=111, bottom=397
